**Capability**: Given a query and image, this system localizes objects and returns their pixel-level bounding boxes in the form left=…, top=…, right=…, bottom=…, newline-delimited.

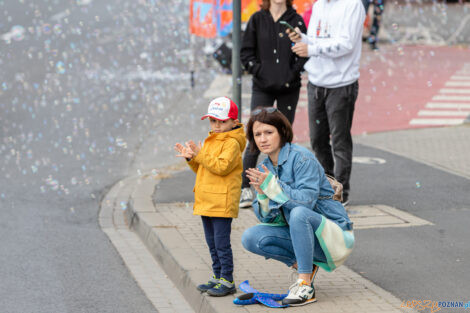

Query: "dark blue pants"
left=201, top=216, right=234, bottom=282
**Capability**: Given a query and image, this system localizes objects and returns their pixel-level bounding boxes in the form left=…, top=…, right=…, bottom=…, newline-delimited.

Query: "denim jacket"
left=252, top=143, right=353, bottom=231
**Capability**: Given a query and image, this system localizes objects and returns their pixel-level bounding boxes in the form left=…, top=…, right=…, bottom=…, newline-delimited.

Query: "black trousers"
left=201, top=216, right=233, bottom=282
left=307, top=81, right=358, bottom=198
left=241, top=87, right=300, bottom=188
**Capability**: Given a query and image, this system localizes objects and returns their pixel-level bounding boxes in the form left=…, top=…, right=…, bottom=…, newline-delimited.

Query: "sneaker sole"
left=206, top=289, right=237, bottom=297
left=239, top=201, right=252, bottom=208
left=286, top=297, right=317, bottom=307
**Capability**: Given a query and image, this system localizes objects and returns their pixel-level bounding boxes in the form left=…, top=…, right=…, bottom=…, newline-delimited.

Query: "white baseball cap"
left=201, top=96, right=239, bottom=121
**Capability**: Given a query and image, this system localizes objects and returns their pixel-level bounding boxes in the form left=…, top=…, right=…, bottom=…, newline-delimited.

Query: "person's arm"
left=187, top=158, right=199, bottom=173
left=240, top=14, right=261, bottom=76
left=256, top=193, right=270, bottom=217
left=192, top=139, right=241, bottom=176
left=307, top=1, right=365, bottom=58
left=290, top=17, right=309, bottom=75
left=260, top=158, right=321, bottom=208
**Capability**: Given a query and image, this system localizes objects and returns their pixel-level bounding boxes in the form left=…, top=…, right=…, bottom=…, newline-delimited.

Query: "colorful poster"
left=190, top=0, right=315, bottom=38
left=190, top=0, right=217, bottom=38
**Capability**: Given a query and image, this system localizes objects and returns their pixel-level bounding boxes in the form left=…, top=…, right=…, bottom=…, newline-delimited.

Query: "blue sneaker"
left=197, top=276, right=219, bottom=293
left=207, top=277, right=236, bottom=297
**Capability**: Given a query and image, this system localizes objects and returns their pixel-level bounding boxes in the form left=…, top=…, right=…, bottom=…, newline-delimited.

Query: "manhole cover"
left=348, top=204, right=433, bottom=229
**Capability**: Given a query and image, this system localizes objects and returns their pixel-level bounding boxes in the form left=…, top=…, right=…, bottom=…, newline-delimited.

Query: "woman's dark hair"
left=246, top=107, right=293, bottom=152
left=261, top=0, right=293, bottom=10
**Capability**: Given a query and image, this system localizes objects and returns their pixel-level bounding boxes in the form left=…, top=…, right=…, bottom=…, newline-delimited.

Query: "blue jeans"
left=201, top=216, right=234, bottom=282
left=242, top=206, right=327, bottom=274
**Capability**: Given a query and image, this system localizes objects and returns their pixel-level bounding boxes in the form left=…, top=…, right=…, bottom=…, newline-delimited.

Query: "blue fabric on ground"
left=233, top=280, right=289, bottom=308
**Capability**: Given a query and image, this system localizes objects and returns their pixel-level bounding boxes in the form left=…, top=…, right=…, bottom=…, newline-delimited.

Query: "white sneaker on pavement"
left=239, top=187, right=254, bottom=208
left=281, top=279, right=317, bottom=306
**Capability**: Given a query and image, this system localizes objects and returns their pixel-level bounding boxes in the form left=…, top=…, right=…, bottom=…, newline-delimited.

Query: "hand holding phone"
left=280, top=21, right=297, bottom=33
left=281, top=21, right=301, bottom=42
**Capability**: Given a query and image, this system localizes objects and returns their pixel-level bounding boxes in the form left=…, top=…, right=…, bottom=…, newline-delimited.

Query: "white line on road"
left=450, top=76, right=470, bottom=80
left=433, top=95, right=470, bottom=101
left=440, top=88, right=470, bottom=94
left=445, top=81, right=470, bottom=87
left=418, top=110, right=470, bottom=116
left=409, top=118, right=465, bottom=125
left=426, top=102, right=470, bottom=109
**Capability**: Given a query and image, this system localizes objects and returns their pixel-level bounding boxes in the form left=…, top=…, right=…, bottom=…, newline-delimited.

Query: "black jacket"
left=241, top=7, right=308, bottom=93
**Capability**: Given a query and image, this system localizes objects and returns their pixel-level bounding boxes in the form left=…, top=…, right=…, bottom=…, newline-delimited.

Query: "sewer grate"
left=348, top=204, right=433, bottom=229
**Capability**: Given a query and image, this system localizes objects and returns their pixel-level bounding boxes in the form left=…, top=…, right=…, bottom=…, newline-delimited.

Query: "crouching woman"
left=241, top=107, right=354, bottom=306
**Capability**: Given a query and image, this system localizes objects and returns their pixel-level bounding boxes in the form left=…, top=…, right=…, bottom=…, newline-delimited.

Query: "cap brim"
left=201, top=114, right=230, bottom=121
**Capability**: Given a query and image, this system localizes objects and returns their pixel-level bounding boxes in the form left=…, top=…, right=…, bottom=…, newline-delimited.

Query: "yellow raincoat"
left=187, top=124, right=246, bottom=218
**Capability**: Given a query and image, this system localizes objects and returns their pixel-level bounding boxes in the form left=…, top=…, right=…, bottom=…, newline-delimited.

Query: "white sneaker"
left=281, top=279, right=317, bottom=306
left=239, top=188, right=254, bottom=208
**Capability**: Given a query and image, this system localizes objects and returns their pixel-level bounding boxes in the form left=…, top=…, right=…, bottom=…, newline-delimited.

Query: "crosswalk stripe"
left=426, top=102, right=470, bottom=109
left=445, top=81, right=470, bottom=87
left=439, top=88, right=470, bottom=94
left=417, top=110, right=470, bottom=116
left=450, top=76, right=470, bottom=80
left=409, top=118, right=464, bottom=125
left=432, top=95, right=470, bottom=101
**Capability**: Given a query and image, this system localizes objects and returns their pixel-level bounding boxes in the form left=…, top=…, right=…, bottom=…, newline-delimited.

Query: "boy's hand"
left=174, top=143, right=194, bottom=159
left=291, top=42, right=308, bottom=57
left=246, top=164, right=270, bottom=195
left=286, top=27, right=302, bottom=43
left=186, top=140, right=202, bottom=156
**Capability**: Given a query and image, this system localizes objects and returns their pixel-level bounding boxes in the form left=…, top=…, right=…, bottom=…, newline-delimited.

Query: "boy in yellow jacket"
left=175, top=97, right=246, bottom=297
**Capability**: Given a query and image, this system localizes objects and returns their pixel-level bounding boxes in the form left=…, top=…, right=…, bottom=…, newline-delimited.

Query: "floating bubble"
left=10, top=25, right=26, bottom=41
left=56, top=61, right=66, bottom=74
left=427, top=81, right=432, bottom=87
left=120, top=201, right=127, bottom=210
left=53, top=24, right=63, bottom=35
left=416, top=182, right=421, bottom=188
left=43, top=24, right=52, bottom=35
left=71, top=177, right=77, bottom=185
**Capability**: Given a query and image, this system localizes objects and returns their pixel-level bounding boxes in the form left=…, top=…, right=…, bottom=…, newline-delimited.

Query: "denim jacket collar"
left=276, top=143, right=291, bottom=167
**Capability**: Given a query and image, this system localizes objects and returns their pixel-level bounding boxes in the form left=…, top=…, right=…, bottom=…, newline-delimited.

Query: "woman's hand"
left=246, top=164, right=270, bottom=195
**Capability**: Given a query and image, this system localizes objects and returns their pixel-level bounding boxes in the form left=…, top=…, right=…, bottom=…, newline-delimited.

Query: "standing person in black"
left=239, top=0, right=307, bottom=208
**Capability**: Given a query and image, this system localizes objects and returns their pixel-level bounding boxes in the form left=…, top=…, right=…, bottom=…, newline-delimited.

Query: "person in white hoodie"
left=287, top=0, right=365, bottom=206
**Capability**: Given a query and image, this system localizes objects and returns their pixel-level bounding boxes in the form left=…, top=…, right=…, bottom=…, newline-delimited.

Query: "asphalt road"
left=0, top=0, right=214, bottom=312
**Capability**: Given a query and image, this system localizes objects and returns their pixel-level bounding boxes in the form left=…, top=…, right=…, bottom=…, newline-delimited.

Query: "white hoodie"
left=301, top=0, right=365, bottom=88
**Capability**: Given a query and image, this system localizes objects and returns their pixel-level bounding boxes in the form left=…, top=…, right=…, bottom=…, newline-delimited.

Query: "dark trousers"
left=362, top=0, right=385, bottom=44
left=242, top=87, right=300, bottom=188
left=201, top=216, right=233, bottom=282
left=307, top=81, right=358, bottom=199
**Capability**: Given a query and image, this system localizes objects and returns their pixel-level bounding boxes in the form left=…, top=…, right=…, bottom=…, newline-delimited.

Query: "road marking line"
left=445, top=81, right=470, bottom=87
left=450, top=76, right=470, bottom=80
left=433, top=95, right=470, bottom=101
left=409, top=118, right=465, bottom=125
left=426, top=102, right=470, bottom=109
left=418, top=110, right=470, bottom=116
left=439, top=88, right=470, bottom=94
